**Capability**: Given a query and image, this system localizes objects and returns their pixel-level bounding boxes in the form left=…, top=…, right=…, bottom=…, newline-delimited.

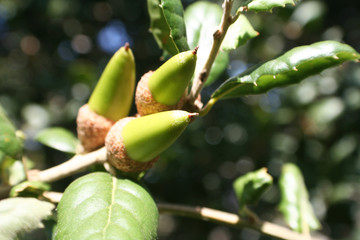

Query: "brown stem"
left=42, top=191, right=63, bottom=203
left=28, top=147, right=107, bottom=182
left=188, top=0, right=235, bottom=105
left=158, top=203, right=320, bottom=240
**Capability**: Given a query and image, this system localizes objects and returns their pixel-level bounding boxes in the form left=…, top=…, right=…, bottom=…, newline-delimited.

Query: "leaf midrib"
left=102, top=176, right=117, bottom=239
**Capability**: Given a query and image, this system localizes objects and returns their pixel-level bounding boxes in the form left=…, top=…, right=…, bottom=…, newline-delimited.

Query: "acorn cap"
left=147, top=50, right=197, bottom=106
left=77, top=104, right=115, bottom=152
left=105, top=117, right=158, bottom=173
left=135, top=71, right=185, bottom=116
left=88, top=44, right=135, bottom=121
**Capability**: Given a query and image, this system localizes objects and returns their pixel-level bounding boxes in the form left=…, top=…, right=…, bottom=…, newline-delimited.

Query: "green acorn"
left=105, top=110, right=198, bottom=172
left=88, top=43, right=135, bottom=121
left=135, top=49, right=197, bottom=116
left=77, top=43, right=135, bottom=152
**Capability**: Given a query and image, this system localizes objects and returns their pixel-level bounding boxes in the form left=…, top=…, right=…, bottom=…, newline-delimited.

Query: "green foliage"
left=55, top=172, right=158, bottom=240
left=184, top=1, right=228, bottom=86
left=221, top=14, right=259, bottom=51
left=0, top=106, right=23, bottom=160
left=10, top=181, right=51, bottom=198
left=0, top=197, right=55, bottom=240
left=279, top=163, right=321, bottom=233
left=0, top=157, right=27, bottom=186
left=36, top=127, right=78, bottom=154
left=1, top=0, right=359, bottom=239
left=147, top=0, right=189, bottom=55
left=243, top=0, right=295, bottom=12
left=212, top=41, right=360, bottom=99
left=233, top=168, right=273, bottom=209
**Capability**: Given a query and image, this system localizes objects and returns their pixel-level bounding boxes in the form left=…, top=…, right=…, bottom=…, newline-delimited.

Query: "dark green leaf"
left=184, top=1, right=228, bottom=86
left=233, top=168, right=273, bottom=209
left=221, top=14, right=259, bottom=51
left=0, top=105, right=15, bottom=131
left=55, top=172, right=158, bottom=240
left=244, top=0, right=295, bottom=12
left=212, top=41, right=360, bottom=100
left=279, top=163, right=321, bottom=232
left=10, top=181, right=51, bottom=198
left=36, top=127, right=77, bottom=154
left=147, top=0, right=189, bottom=55
left=0, top=107, right=23, bottom=159
left=0, top=197, right=55, bottom=240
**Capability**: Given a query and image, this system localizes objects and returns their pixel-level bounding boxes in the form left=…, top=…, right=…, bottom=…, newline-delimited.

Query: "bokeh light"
left=97, top=20, right=133, bottom=54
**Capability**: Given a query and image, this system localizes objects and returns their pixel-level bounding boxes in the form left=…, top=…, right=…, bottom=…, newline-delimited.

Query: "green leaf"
left=245, top=0, right=295, bottom=12
left=233, top=168, right=273, bottom=209
left=212, top=41, right=360, bottom=100
left=0, top=123, right=23, bottom=159
left=0, top=106, right=23, bottom=159
left=7, top=160, right=27, bottom=185
left=279, top=163, right=321, bottom=233
left=55, top=172, right=158, bottom=240
left=147, top=0, right=189, bottom=55
left=0, top=105, right=16, bottom=131
left=10, top=181, right=51, bottom=198
left=36, top=127, right=77, bottom=154
left=221, top=14, right=259, bottom=51
left=184, top=1, right=228, bottom=86
left=0, top=197, right=55, bottom=240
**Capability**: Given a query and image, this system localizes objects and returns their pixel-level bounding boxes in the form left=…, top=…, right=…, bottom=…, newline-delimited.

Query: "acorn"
left=77, top=43, right=135, bottom=152
left=135, top=49, right=197, bottom=116
left=105, top=110, right=198, bottom=172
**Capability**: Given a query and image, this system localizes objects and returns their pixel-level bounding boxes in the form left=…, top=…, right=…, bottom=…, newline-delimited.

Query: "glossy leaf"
left=147, top=0, right=189, bottom=55
left=221, top=14, right=259, bottom=51
left=279, top=163, right=321, bottom=232
left=245, top=0, right=295, bottom=12
left=36, top=127, right=77, bottom=154
left=10, top=181, right=50, bottom=198
left=0, top=197, right=55, bottom=240
left=212, top=41, right=360, bottom=100
left=233, top=168, right=273, bottom=209
left=184, top=1, right=227, bottom=86
left=55, top=172, right=158, bottom=240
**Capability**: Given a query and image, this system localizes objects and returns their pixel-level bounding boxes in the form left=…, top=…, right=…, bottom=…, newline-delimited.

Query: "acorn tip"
left=192, top=46, right=199, bottom=55
left=124, top=42, right=130, bottom=51
left=188, top=112, right=199, bottom=122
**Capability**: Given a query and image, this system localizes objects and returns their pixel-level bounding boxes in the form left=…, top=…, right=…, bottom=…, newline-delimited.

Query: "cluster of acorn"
left=76, top=43, right=198, bottom=173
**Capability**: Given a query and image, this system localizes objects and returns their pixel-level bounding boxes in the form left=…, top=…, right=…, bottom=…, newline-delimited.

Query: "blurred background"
left=0, top=0, right=360, bottom=239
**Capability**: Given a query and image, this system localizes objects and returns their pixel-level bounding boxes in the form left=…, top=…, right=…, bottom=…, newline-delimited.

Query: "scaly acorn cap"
left=76, top=104, right=115, bottom=152
left=135, top=49, right=197, bottom=116
left=88, top=43, right=135, bottom=121
left=105, top=110, right=198, bottom=172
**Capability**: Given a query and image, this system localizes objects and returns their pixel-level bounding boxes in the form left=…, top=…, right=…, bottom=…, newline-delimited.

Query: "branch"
left=188, top=0, right=236, bottom=105
left=158, top=203, right=321, bottom=240
left=28, top=147, right=107, bottom=182
left=42, top=191, right=63, bottom=203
